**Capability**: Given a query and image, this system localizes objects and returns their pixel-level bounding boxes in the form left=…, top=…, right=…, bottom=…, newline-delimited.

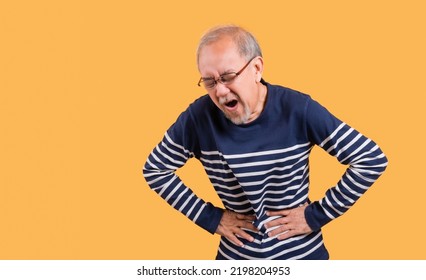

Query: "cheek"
left=208, top=91, right=216, bottom=100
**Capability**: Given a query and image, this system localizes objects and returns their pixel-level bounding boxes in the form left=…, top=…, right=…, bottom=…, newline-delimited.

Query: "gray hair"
left=196, top=25, right=262, bottom=66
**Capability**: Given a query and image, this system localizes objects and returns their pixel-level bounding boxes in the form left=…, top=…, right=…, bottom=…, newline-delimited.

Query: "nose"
left=214, top=82, right=230, bottom=98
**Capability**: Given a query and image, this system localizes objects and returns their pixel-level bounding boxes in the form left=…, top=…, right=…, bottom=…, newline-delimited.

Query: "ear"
left=253, top=56, right=264, bottom=83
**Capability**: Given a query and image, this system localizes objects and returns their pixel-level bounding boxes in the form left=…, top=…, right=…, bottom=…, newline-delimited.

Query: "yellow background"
left=1, top=0, right=425, bottom=259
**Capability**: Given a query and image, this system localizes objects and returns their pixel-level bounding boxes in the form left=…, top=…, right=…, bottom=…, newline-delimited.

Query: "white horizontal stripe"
left=158, top=176, right=178, bottom=196
left=216, top=191, right=247, bottom=198
left=219, top=198, right=251, bottom=207
left=243, top=180, right=307, bottom=199
left=350, top=168, right=378, bottom=183
left=245, top=232, right=312, bottom=254
left=350, top=145, right=379, bottom=164
left=155, top=145, right=185, bottom=166
left=178, top=193, right=194, bottom=212
left=288, top=238, right=324, bottom=260
left=346, top=173, right=369, bottom=191
left=207, top=174, right=237, bottom=183
left=319, top=198, right=337, bottom=220
left=227, top=149, right=311, bottom=169
left=339, top=138, right=371, bottom=163
left=223, top=142, right=311, bottom=159
left=164, top=181, right=182, bottom=202
left=340, top=179, right=363, bottom=197
left=144, top=157, right=160, bottom=171
left=324, top=195, right=344, bottom=216
left=352, top=154, right=386, bottom=166
left=186, top=197, right=201, bottom=219
left=220, top=231, right=322, bottom=259
left=161, top=141, right=187, bottom=161
left=244, top=177, right=305, bottom=198
left=320, top=122, right=346, bottom=148
left=151, top=151, right=178, bottom=171
left=203, top=166, right=233, bottom=174
left=164, top=132, right=194, bottom=158
left=225, top=206, right=253, bottom=213
left=254, top=197, right=300, bottom=213
left=352, top=162, right=388, bottom=170
left=212, top=183, right=242, bottom=191
left=192, top=203, right=206, bottom=223
left=334, top=133, right=362, bottom=159
left=145, top=172, right=173, bottom=186
left=236, top=153, right=309, bottom=178
left=240, top=164, right=307, bottom=188
left=164, top=132, right=189, bottom=154
left=335, top=185, right=355, bottom=204
left=142, top=169, right=170, bottom=178
left=257, top=193, right=308, bottom=215
left=201, top=150, right=223, bottom=156
left=330, top=188, right=350, bottom=209
left=248, top=181, right=308, bottom=206
left=326, top=127, right=354, bottom=154
left=171, top=187, right=189, bottom=207
left=200, top=157, right=228, bottom=165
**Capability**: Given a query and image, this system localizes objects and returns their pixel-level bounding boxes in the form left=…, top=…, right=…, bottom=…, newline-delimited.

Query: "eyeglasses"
left=197, top=57, right=255, bottom=89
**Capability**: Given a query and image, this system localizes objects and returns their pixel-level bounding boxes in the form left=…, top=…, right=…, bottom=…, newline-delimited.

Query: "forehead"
left=198, top=37, right=244, bottom=75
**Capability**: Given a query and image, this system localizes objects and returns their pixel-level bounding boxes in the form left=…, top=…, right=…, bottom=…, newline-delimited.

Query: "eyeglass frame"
left=197, top=57, right=256, bottom=89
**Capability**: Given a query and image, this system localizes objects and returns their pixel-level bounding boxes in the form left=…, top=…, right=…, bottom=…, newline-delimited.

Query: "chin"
left=229, top=117, right=245, bottom=125
left=225, top=109, right=251, bottom=125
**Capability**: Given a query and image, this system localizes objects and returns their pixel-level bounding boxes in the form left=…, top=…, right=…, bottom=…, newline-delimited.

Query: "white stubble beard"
left=219, top=96, right=251, bottom=125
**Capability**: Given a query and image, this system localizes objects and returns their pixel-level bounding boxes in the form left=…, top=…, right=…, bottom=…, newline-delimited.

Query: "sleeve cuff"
left=304, top=201, right=332, bottom=232
left=196, top=203, right=224, bottom=234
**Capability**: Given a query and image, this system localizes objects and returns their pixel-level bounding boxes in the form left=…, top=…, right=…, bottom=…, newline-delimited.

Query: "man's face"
left=198, top=37, right=263, bottom=125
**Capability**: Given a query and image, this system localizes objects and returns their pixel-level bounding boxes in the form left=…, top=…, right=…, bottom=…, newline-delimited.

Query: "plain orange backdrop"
left=1, top=1, right=425, bottom=259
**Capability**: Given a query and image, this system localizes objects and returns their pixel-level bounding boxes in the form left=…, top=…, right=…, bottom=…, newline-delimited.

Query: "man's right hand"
left=215, top=210, right=259, bottom=247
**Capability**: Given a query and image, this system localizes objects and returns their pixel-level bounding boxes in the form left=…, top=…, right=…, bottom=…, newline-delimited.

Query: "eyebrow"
left=201, top=70, right=236, bottom=80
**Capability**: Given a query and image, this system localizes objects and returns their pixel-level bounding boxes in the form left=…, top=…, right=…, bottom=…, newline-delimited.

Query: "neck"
left=245, top=83, right=268, bottom=123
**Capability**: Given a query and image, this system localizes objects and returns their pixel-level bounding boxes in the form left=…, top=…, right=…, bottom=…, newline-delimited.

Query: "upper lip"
left=220, top=96, right=237, bottom=106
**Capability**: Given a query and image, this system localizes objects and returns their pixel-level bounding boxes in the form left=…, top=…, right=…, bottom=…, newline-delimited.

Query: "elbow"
left=142, top=157, right=155, bottom=183
left=376, top=150, right=389, bottom=176
left=142, top=160, right=153, bottom=181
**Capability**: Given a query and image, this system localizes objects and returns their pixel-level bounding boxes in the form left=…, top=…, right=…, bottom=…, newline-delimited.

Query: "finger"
left=267, top=224, right=291, bottom=237
left=267, top=203, right=309, bottom=217
left=265, top=217, right=288, bottom=229
left=234, top=228, right=255, bottom=243
left=266, top=209, right=291, bottom=217
left=240, top=220, right=259, bottom=233
left=225, top=232, right=244, bottom=247
left=275, top=229, right=296, bottom=240
left=236, top=213, right=256, bottom=222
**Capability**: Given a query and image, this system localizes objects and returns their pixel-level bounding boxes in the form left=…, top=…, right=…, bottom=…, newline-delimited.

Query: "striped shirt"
left=143, top=82, right=388, bottom=259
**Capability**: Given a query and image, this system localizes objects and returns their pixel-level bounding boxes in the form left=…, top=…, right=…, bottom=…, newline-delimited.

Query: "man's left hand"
left=265, top=203, right=312, bottom=240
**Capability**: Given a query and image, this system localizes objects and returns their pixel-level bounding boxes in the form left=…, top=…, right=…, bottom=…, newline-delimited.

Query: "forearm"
left=305, top=127, right=388, bottom=231
left=143, top=139, right=223, bottom=234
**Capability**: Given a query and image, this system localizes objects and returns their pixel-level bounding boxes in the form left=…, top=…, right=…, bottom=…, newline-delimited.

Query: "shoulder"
left=187, top=94, right=215, bottom=115
left=265, top=82, right=312, bottom=116
left=267, top=82, right=311, bottom=103
left=173, top=94, right=219, bottom=130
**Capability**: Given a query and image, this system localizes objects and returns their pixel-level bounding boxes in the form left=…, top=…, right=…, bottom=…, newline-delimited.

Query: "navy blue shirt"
left=144, top=82, right=387, bottom=259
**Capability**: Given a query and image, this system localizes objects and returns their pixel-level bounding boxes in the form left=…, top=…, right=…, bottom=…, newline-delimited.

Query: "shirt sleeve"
left=143, top=109, right=223, bottom=234
left=304, top=97, right=388, bottom=231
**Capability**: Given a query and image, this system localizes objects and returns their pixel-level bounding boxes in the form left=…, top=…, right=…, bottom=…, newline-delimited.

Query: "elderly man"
left=143, top=25, right=387, bottom=259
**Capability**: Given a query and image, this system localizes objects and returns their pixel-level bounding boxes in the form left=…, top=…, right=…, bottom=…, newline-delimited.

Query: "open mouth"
left=224, top=99, right=238, bottom=109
